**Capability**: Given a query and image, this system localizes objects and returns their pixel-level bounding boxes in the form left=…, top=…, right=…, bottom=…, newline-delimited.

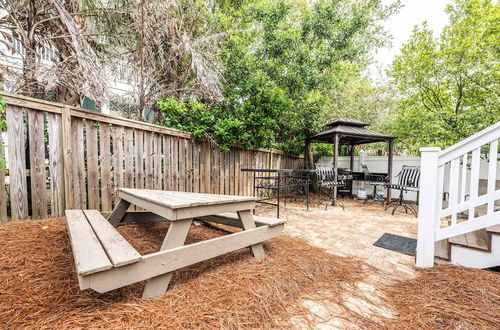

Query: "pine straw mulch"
left=0, top=217, right=377, bottom=329
left=383, top=265, right=500, bottom=329
left=0, top=218, right=498, bottom=329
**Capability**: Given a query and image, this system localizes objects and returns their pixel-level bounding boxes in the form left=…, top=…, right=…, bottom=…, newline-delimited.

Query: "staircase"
left=416, top=121, right=500, bottom=268
left=435, top=180, right=500, bottom=268
left=435, top=225, right=500, bottom=269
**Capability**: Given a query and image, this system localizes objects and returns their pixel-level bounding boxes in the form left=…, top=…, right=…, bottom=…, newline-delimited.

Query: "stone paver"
left=255, top=197, right=420, bottom=328
left=255, top=198, right=418, bottom=279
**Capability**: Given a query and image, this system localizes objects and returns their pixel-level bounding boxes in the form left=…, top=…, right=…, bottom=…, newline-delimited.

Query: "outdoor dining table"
left=241, top=168, right=313, bottom=218
left=66, top=188, right=284, bottom=298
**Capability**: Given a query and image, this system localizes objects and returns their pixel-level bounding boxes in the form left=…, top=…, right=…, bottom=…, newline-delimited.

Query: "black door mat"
left=373, top=233, right=417, bottom=256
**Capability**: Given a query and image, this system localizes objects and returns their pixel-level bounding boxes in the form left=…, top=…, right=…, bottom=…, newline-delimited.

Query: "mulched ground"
left=384, top=265, right=500, bottom=329
left=0, top=218, right=498, bottom=329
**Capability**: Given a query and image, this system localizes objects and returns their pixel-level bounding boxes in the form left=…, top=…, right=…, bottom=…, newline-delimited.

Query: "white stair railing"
left=416, top=121, right=500, bottom=268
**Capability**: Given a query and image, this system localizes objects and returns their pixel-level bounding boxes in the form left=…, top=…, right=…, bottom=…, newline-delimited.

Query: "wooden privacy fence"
left=0, top=92, right=303, bottom=222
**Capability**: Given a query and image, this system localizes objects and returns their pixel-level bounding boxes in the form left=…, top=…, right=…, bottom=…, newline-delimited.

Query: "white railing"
left=416, top=121, right=500, bottom=268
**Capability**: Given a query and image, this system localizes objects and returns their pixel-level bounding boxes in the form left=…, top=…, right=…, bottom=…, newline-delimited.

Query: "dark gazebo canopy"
left=308, top=119, right=395, bottom=144
left=305, top=118, right=397, bottom=200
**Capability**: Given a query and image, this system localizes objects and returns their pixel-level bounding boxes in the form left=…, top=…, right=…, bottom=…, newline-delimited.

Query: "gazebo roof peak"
left=326, top=118, right=369, bottom=128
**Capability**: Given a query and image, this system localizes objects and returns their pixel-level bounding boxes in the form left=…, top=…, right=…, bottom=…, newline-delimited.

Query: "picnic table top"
left=118, top=188, right=257, bottom=210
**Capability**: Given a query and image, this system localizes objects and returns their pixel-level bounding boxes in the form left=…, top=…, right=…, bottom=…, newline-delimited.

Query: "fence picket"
left=186, top=139, right=192, bottom=192
left=86, top=121, right=99, bottom=209
left=0, top=135, right=7, bottom=222
left=71, top=119, right=82, bottom=208
left=47, top=113, right=64, bottom=217
left=193, top=141, right=200, bottom=193
left=162, top=135, right=171, bottom=190
left=100, top=123, right=112, bottom=211
left=124, top=128, right=134, bottom=189
left=178, top=139, right=186, bottom=191
left=6, top=106, right=28, bottom=220
left=111, top=126, right=124, bottom=205
left=171, top=137, right=179, bottom=191
left=144, top=132, right=153, bottom=189
left=136, top=130, right=144, bottom=189
left=27, top=109, right=47, bottom=219
left=154, top=134, right=161, bottom=189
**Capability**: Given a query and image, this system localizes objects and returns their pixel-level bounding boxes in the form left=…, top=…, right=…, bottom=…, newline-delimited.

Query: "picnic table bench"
left=65, top=189, right=285, bottom=298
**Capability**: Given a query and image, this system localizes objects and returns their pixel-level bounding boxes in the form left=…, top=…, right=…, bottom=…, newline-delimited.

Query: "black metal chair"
left=384, top=165, right=420, bottom=217
left=316, top=165, right=346, bottom=210
left=361, top=164, right=388, bottom=205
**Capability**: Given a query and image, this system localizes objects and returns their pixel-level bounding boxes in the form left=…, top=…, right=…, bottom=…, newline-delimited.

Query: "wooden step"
left=449, top=229, right=490, bottom=251
left=486, top=224, right=500, bottom=235
left=434, top=239, right=450, bottom=260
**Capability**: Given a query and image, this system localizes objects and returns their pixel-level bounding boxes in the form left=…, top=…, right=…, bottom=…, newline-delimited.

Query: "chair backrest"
left=361, top=164, right=371, bottom=179
left=316, top=165, right=335, bottom=182
left=397, top=165, right=421, bottom=188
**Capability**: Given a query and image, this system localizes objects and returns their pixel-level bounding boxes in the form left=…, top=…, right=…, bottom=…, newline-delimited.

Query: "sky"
left=369, top=0, right=452, bottom=81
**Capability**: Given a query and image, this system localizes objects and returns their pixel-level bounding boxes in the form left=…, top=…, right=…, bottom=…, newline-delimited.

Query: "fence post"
left=61, top=105, right=74, bottom=209
left=416, top=147, right=441, bottom=268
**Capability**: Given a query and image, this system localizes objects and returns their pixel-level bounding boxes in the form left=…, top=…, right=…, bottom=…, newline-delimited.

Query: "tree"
left=0, top=0, right=225, bottom=118
left=0, top=0, right=110, bottom=105
left=129, top=0, right=225, bottom=120
left=387, top=0, right=500, bottom=153
left=158, top=0, right=397, bottom=152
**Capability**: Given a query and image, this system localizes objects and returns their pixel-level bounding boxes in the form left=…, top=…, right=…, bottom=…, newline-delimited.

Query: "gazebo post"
left=333, top=134, right=339, bottom=203
left=304, top=140, right=310, bottom=167
left=349, top=144, right=355, bottom=171
left=387, top=139, right=394, bottom=202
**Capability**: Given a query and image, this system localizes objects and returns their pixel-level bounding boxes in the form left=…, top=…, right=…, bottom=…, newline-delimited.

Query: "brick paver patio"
left=255, top=197, right=419, bottom=327
left=256, top=197, right=418, bottom=280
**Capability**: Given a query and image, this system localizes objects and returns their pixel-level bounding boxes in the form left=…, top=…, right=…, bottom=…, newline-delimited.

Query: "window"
left=12, top=38, right=25, bottom=56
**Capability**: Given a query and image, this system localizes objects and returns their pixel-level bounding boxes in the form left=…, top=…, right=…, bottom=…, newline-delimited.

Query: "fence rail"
left=0, top=92, right=303, bottom=222
left=416, top=121, right=500, bottom=268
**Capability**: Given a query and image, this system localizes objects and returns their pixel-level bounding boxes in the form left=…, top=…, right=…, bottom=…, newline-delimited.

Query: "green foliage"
left=157, top=98, right=211, bottom=138
left=213, top=0, right=395, bottom=154
left=157, top=0, right=394, bottom=153
left=312, top=143, right=333, bottom=161
left=386, top=0, right=500, bottom=154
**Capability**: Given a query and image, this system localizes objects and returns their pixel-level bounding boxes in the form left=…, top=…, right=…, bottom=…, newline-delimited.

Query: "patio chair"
left=384, top=165, right=420, bottom=217
left=316, top=165, right=346, bottom=210
left=361, top=164, right=388, bottom=205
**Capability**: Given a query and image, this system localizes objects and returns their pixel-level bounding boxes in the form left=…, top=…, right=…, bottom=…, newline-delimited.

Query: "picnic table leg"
left=107, top=199, right=131, bottom=226
left=142, top=218, right=192, bottom=298
left=237, top=210, right=265, bottom=259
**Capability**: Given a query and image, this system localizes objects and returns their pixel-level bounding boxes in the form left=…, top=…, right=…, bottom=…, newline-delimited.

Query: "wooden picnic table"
left=66, top=188, right=285, bottom=298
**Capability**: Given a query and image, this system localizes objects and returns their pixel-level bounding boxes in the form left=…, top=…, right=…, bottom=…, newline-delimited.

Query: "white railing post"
left=416, top=147, right=441, bottom=268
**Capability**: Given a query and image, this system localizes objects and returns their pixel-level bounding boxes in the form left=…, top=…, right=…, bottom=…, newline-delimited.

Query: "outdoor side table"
left=65, top=188, right=284, bottom=299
